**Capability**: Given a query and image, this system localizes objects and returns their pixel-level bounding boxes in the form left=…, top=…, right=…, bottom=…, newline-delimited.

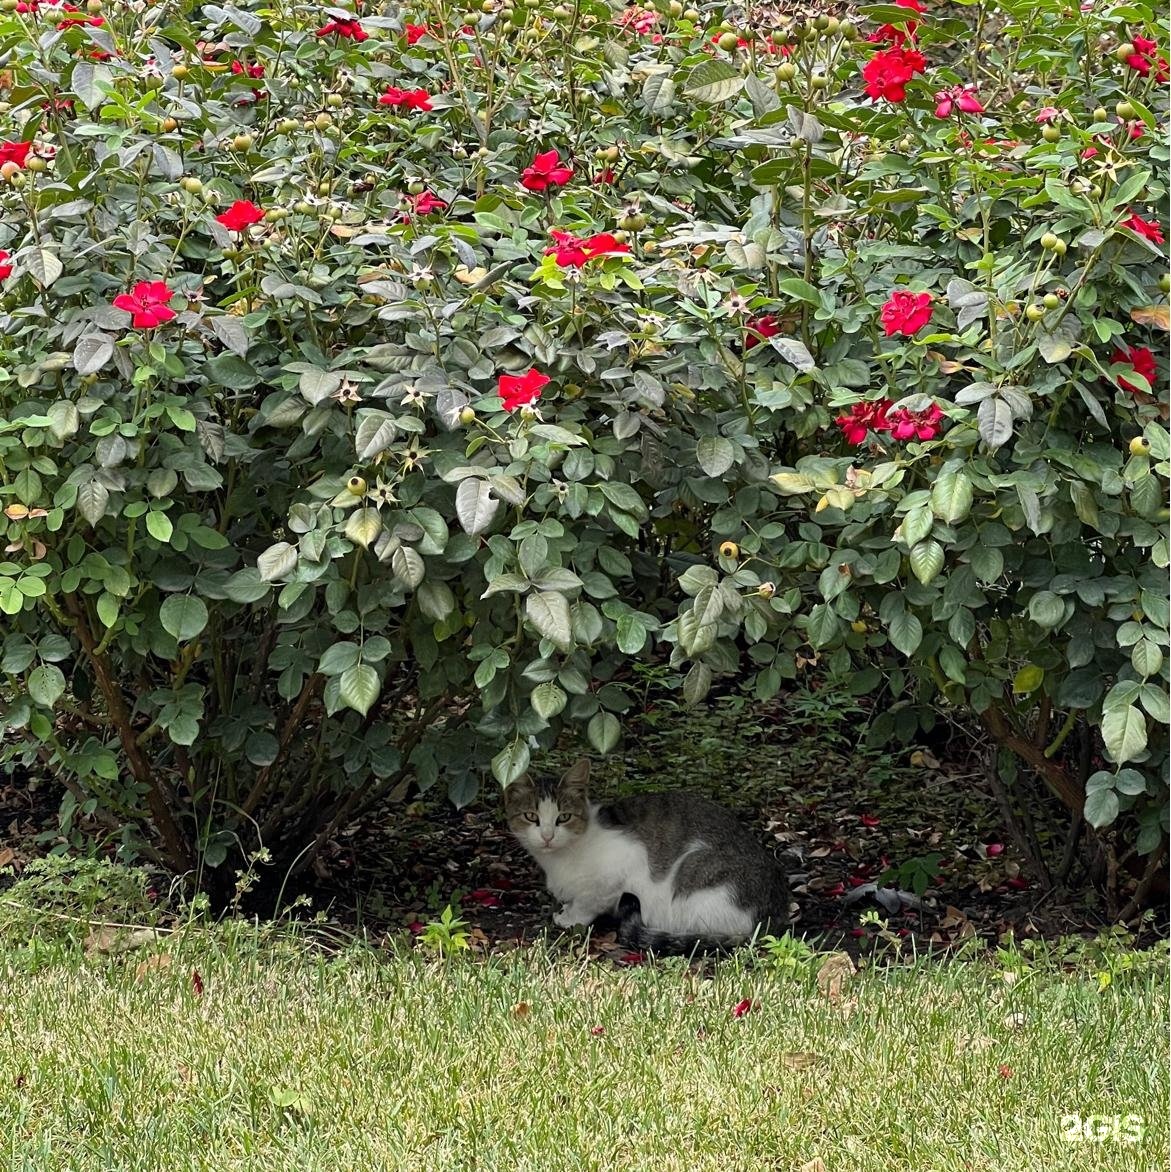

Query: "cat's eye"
left=555, top=813, right=572, bottom=825
left=523, top=812, right=539, bottom=823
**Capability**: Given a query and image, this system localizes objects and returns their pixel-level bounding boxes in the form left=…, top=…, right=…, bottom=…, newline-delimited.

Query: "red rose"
left=545, top=230, right=629, bottom=267
left=0, top=250, right=11, bottom=280
left=881, top=290, right=934, bottom=336
left=498, top=369, right=550, bottom=412
left=404, top=23, right=428, bottom=44
left=0, top=140, right=32, bottom=169
left=379, top=87, right=433, bottom=111
left=410, top=191, right=447, bottom=216
left=215, top=200, right=265, bottom=232
left=521, top=149, right=573, bottom=192
left=1124, top=33, right=1169, bottom=80
left=732, top=998, right=755, bottom=1018
left=230, top=59, right=265, bottom=79
left=1122, top=213, right=1165, bottom=244
left=886, top=402, right=943, bottom=441
left=316, top=19, right=367, bottom=41
left=1034, top=107, right=1061, bottom=123
left=1112, top=345, right=1158, bottom=393
left=934, top=85, right=985, bottom=118
left=862, top=47, right=926, bottom=103
left=112, top=281, right=177, bottom=329
left=835, top=399, right=893, bottom=445
left=744, top=314, right=781, bottom=350
left=592, top=168, right=616, bottom=186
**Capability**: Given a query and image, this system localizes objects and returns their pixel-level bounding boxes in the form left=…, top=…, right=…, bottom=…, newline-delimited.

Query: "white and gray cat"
left=504, top=758, right=791, bottom=954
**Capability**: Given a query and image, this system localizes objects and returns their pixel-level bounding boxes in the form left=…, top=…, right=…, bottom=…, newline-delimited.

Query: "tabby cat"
left=504, top=758, right=790, bottom=954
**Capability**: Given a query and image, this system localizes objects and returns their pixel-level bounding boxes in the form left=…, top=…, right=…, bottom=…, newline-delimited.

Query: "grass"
left=2, top=920, right=1166, bottom=1171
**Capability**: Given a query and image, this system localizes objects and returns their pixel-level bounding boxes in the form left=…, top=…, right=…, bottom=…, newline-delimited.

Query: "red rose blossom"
left=886, top=402, right=943, bottom=441
left=1112, top=345, right=1157, bottom=393
left=498, top=368, right=550, bottom=412
left=521, top=149, right=573, bottom=193
left=215, top=200, right=265, bottom=232
left=230, top=59, right=265, bottom=79
left=744, top=314, right=781, bottom=350
left=410, top=191, right=447, bottom=216
left=862, top=46, right=926, bottom=103
left=881, top=290, right=934, bottom=336
left=0, top=250, right=11, bottom=280
left=1123, top=213, right=1165, bottom=244
left=0, top=140, right=32, bottom=169
left=1124, top=33, right=1169, bottom=81
left=545, top=230, right=629, bottom=267
left=732, top=998, right=756, bottom=1018
left=1034, top=106, right=1061, bottom=123
left=379, top=87, right=433, bottom=111
left=404, top=23, right=428, bottom=44
left=836, top=400, right=894, bottom=445
left=592, top=168, right=616, bottom=186
left=112, top=281, right=176, bottom=329
left=934, top=85, right=985, bottom=118
left=316, top=19, right=367, bottom=41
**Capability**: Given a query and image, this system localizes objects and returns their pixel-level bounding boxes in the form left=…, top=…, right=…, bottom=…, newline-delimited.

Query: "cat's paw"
left=553, top=906, right=580, bottom=929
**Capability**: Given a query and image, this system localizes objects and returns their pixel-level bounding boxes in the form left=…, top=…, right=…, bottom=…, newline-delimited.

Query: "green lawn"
left=2, top=924, right=1166, bottom=1171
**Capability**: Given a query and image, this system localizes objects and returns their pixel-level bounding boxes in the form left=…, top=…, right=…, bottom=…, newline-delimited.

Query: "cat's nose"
left=540, top=831, right=555, bottom=845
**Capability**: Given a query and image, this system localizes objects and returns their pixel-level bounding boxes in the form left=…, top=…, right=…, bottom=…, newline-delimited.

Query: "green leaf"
left=71, top=60, right=113, bottom=110
left=683, top=60, right=744, bottom=103
left=159, top=595, right=208, bottom=643
left=968, top=545, right=1003, bottom=584
left=455, top=479, right=499, bottom=536
left=1083, top=787, right=1119, bottom=829
left=258, top=542, right=298, bottom=582
left=1131, top=639, right=1163, bottom=678
left=909, top=540, right=944, bottom=585
left=493, top=741, right=531, bottom=786
left=77, top=479, right=109, bottom=526
left=28, top=664, right=65, bottom=709
left=696, top=436, right=735, bottom=477
left=531, top=681, right=568, bottom=720
left=641, top=73, right=676, bottom=113
left=145, top=511, right=173, bottom=543
left=1012, top=664, right=1045, bottom=694
left=318, top=642, right=361, bottom=676
left=771, top=338, right=816, bottom=372
left=1027, top=591, right=1066, bottom=630
left=682, top=662, right=712, bottom=705
left=777, top=278, right=821, bottom=305
left=525, top=590, right=573, bottom=651
left=417, top=580, right=456, bottom=622
left=73, top=334, right=114, bottom=376
left=930, top=467, right=973, bottom=523
left=338, top=663, right=380, bottom=717
left=1037, top=333, right=1073, bottom=363
left=587, top=711, right=621, bottom=754
left=888, top=611, right=923, bottom=656
left=977, top=397, right=1013, bottom=449
left=391, top=546, right=425, bottom=589
left=1100, top=704, right=1148, bottom=765
left=616, top=613, right=648, bottom=654
left=344, top=508, right=382, bottom=550
left=26, top=249, right=63, bottom=288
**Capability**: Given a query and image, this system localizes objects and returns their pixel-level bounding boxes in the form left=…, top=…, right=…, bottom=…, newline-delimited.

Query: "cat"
left=504, top=757, right=791, bottom=954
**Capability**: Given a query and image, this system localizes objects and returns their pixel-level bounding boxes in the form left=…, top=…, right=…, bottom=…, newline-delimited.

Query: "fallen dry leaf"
left=957, top=1032, right=997, bottom=1053
left=816, top=951, right=856, bottom=1003
left=799, top=1159, right=828, bottom=1172
left=1003, top=1012, right=1027, bottom=1030
left=1130, top=304, right=1170, bottom=332
left=0, top=846, right=15, bottom=868
left=510, top=1001, right=530, bottom=1020
left=134, top=954, right=173, bottom=981
left=84, top=926, right=157, bottom=955
left=782, top=1051, right=821, bottom=1070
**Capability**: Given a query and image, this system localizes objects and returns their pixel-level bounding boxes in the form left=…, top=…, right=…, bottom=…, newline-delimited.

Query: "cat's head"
left=504, top=758, right=591, bottom=854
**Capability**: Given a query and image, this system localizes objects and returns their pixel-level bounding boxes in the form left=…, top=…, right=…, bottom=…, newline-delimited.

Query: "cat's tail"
left=615, top=893, right=737, bottom=957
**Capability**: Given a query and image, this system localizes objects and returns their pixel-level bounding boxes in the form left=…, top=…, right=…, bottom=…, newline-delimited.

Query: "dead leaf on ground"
left=134, top=953, right=173, bottom=981
left=799, top=1159, right=828, bottom=1172
left=1003, top=1011, right=1027, bottom=1030
left=782, top=1051, right=821, bottom=1070
left=510, top=1001, right=530, bottom=1020
left=816, top=951, right=856, bottom=1003
left=1130, top=304, right=1170, bottom=331
left=0, top=846, right=15, bottom=868
left=957, top=1033, right=997, bottom=1053
left=84, top=926, right=158, bottom=955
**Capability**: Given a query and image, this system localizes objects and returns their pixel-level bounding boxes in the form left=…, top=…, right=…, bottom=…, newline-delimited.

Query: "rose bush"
left=0, top=0, right=1166, bottom=896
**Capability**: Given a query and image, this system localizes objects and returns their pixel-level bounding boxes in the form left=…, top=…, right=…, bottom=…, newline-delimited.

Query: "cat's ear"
left=560, top=757, right=590, bottom=794
left=503, top=774, right=534, bottom=814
